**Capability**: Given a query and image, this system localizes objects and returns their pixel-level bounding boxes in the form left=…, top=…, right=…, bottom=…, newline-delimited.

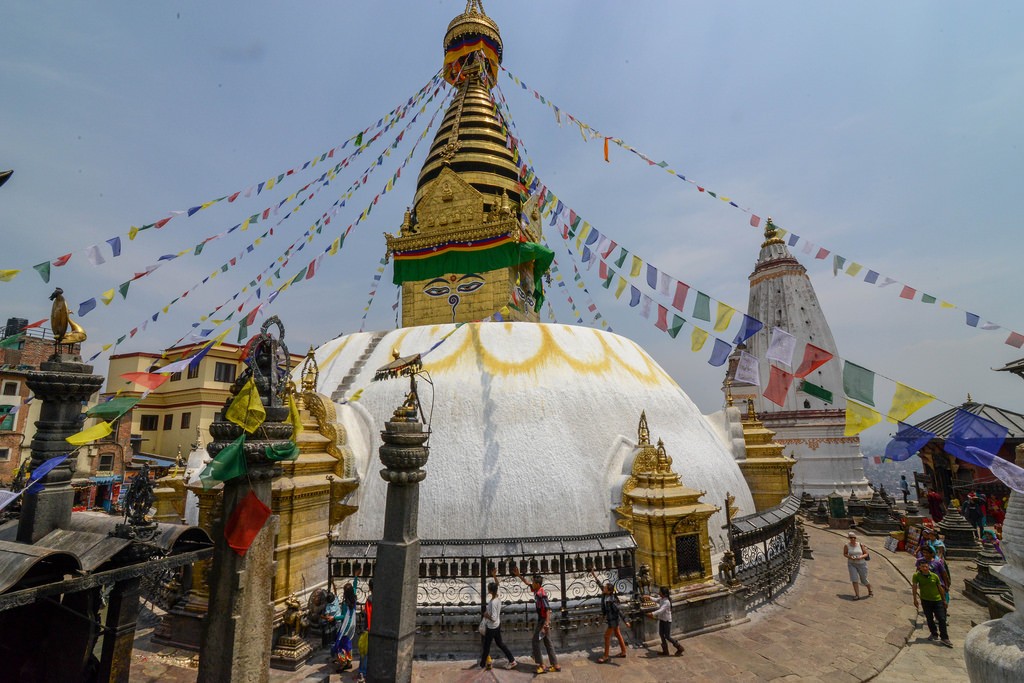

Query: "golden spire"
left=656, top=438, right=673, bottom=473
left=637, top=410, right=651, bottom=446
left=760, top=217, right=785, bottom=248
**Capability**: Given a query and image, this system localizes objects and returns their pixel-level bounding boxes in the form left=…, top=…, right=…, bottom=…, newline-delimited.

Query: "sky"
left=3, top=1, right=1023, bottom=429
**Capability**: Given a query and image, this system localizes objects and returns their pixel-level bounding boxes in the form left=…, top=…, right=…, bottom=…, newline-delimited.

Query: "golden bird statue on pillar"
left=49, top=287, right=87, bottom=353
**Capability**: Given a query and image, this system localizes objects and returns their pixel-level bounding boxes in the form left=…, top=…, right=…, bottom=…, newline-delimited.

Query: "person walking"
left=479, top=568, right=517, bottom=671
left=646, top=586, right=684, bottom=656
left=511, top=566, right=560, bottom=674
left=963, top=492, right=985, bottom=539
left=843, top=531, right=873, bottom=600
left=354, top=578, right=373, bottom=683
left=926, top=488, right=945, bottom=523
left=899, top=475, right=911, bottom=504
left=913, top=558, right=953, bottom=647
left=333, top=567, right=361, bottom=671
left=590, top=570, right=630, bottom=662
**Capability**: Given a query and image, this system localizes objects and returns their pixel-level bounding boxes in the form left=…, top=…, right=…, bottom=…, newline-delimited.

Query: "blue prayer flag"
left=946, top=408, right=1008, bottom=460
left=708, top=339, right=732, bottom=367
left=885, top=422, right=934, bottom=461
left=732, top=315, right=765, bottom=346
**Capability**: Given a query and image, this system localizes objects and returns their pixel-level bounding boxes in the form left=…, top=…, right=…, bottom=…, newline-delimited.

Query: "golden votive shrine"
left=616, top=412, right=719, bottom=589
left=738, top=398, right=795, bottom=511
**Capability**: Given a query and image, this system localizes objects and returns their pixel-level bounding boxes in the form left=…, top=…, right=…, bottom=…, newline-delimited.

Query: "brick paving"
left=130, top=523, right=989, bottom=682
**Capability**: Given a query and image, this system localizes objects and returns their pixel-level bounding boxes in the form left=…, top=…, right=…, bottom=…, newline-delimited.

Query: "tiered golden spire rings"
left=761, top=217, right=784, bottom=248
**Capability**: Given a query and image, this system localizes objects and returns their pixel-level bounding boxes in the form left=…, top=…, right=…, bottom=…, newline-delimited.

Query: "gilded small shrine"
left=384, top=0, right=553, bottom=327
left=616, top=412, right=719, bottom=589
left=738, top=397, right=796, bottom=511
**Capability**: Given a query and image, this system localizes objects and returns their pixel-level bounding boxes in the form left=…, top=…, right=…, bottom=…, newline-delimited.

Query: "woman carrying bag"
left=479, top=568, right=518, bottom=670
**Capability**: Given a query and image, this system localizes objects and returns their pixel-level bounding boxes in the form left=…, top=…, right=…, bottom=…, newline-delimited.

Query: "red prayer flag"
left=52, top=254, right=72, bottom=267
left=672, top=281, right=690, bottom=312
left=750, top=215, right=761, bottom=228
left=763, top=366, right=794, bottom=406
left=22, top=318, right=47, bottom=330
left=815, top=248, right=830, bottom=260
left=794, top=343, right=833, bottom=378
left=899, top=285, right=916, bottom=300
left=655, top=305, right=669, bottom=332
left=120, top=372, right=171, bottom=391
left=599, top=261, right=609, bottom=280
left=1006, top=331, right=1024, bottom=349
left=603, top=137, right=610, bottom=162
left=154, top=217, right=172, bottom=229
left=224, top=490, right=272, bottom=556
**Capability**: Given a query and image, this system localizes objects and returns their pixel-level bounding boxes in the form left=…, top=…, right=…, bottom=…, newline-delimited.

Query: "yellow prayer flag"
left=225, top=377, right=266, bottom=433
left=939, top=301, right=955, bottom=309
left=348, top=388, right=364, bottom=402
left=630, top=256, right=643, bottom=278
left=101, top=289, right=116, bottom=305
left=845, top=400, right=883, bottom=436
left=328, top=239, right=340, bottom=256
left=575, top=223, right=591, bottom=250
left=129, top=226, right=140, bottom=240
left=212, top=328, right=232, bottom=346
left=287, top=393, right=303, bottom=440
left=691, top=327, right=709, bottom=352
left=614, top=277, right=628, bottom=299
left=714, top=302, right=735, bottom=332
left=0, top=269, right=21, bottom=282
left=887, top=383, right=935, bottom=424
left=265, top=177, right=276, bottom=191
left=201, top=200, right=216, bottom=210
left=845, top=263, right=863, bottom=277
left=66, top=421, right=113, bottom=446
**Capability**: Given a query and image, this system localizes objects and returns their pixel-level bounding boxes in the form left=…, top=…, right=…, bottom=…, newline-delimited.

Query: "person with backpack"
left=590, top=570, right=630, bottom=662
left=511, top=566, right=560, bottom=674
left=479, top=568, right=518, bottom=671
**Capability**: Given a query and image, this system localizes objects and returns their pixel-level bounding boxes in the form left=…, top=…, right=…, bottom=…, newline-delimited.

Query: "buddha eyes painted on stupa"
left=423, top=273, right=486, bottom=322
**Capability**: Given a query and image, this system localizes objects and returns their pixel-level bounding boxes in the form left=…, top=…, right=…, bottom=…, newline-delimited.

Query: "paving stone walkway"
left=130, top=523, right=990, bottom=682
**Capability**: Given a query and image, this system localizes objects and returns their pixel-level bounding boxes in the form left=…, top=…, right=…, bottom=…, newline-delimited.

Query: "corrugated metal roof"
left=34, top=529, right=132, bottom=572
left=913, top=402, right=1024, bottom=440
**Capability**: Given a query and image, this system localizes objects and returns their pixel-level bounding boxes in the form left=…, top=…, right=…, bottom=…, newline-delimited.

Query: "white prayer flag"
left=86, top=245, right=106, bottom=266
left=640, top=294, right=652, bottom=319
left=0, top=489, right=21, bottom=512
left=735, top=351, right=761, bottom=387
left=658, top=272, right=671, bottom=296
left=766, top=327, right=797, bottom=367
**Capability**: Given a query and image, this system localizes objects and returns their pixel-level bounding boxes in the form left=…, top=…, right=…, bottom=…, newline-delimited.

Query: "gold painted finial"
left=638, top=411, right=651, bottom=446
left=725, top=379, right=734, bottom=407
left=761, top=217, right=784, bottom=248
left=300, top=346, right=320, bottom=395
left=746, top=398, right=757, bottom=420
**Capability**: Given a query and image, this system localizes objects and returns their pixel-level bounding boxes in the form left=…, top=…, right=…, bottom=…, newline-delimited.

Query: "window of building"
left=675, top=534, right=704, bottom=578
left=0, top=404, right=16, bottom=431
left=187, top=362, right=201, bottom=380
left=214, top=362, right=236, bottom=384
left=163, top=414, right=174, bottom=430
left=2, top=381, right=19, bottom=396
left=98, top=454, right=114, bottom=471
left=0, top=448, right=9, bottom=462
left=140, top=415, right=159, bottom=431
left=169, top=372, right=182, bottom=382
left=181, top=412, right=191, bottom=430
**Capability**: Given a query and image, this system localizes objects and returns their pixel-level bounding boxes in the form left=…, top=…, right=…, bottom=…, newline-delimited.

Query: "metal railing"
left=727, top=495, right=804, bottom=609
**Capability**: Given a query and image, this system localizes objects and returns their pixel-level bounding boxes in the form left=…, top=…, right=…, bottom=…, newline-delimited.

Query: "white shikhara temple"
left=727, top=221, right=872, bottom=497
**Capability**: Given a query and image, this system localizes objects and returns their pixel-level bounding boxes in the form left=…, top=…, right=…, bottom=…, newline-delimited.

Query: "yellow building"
left=105, top=342, right=303, bottom=460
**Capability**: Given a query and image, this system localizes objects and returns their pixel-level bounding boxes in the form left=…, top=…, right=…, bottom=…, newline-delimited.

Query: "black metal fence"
left=727, top=495, right=804, bottom=609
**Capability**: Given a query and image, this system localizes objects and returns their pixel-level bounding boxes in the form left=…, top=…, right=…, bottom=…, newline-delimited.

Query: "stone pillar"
left=197, top=319, right=292, bottom=683
left=97, top=576, right=143, bottom=683
left=18, top=356, right=103, bottom=543
left=965, top=487, right=1024, bottom=681
left=368, top=383, right=429, bottom=683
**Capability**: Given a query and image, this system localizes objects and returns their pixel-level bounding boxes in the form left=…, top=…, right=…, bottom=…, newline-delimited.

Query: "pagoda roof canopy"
left=912, top=401, right=1024, bottom=440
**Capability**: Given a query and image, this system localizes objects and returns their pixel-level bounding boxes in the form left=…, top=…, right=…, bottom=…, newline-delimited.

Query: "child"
left=912, top=559, right=952, bottom=648
left=646, top=586, right=684, bottom=656
left=591, top=570, right=630, bottom=663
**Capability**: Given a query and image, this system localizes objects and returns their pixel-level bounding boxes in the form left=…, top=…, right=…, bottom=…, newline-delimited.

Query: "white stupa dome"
left=305, top=322, right=755, bottom=551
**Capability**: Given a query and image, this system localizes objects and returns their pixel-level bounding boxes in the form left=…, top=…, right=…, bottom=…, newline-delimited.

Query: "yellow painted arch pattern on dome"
left=416, top=324, right=674, bottom=386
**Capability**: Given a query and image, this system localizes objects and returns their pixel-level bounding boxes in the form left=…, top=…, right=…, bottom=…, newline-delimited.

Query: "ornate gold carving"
left=302, top=390, right=352, bottom=478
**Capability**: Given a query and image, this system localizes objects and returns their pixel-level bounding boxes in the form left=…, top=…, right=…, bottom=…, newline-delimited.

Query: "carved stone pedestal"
left=270, top=634, right=313, bottom=671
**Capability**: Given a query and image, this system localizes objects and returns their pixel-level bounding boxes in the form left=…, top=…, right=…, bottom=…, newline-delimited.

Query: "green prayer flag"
left=0, top=333, right=24, bottom=349
left=200, top=433, right=247, bottom=489
left=237, top=321, right=248, bottom=343
left=693, top=292, right=712, bottom=322
left=668, top=315, right=685, bottom=339
left=221, top=264, right=229, bottom=273
left=843, top=361, right=875, bottom=406
left=265, top=441, right=300, bottom=462
left=33, top=262, right=51, bottom=283
left=118, top=281, right=131, bottom=299
left=614, top=248, right=629, bottom=269
left=800, top=380, right=833, bottom=404
left=921, top=294, right=936, bottom=304
left=355, top=132, right=364, bottom=146
left=194, top=242, right=205, bottom=256
left=86, top=396, right=140, bottom=419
